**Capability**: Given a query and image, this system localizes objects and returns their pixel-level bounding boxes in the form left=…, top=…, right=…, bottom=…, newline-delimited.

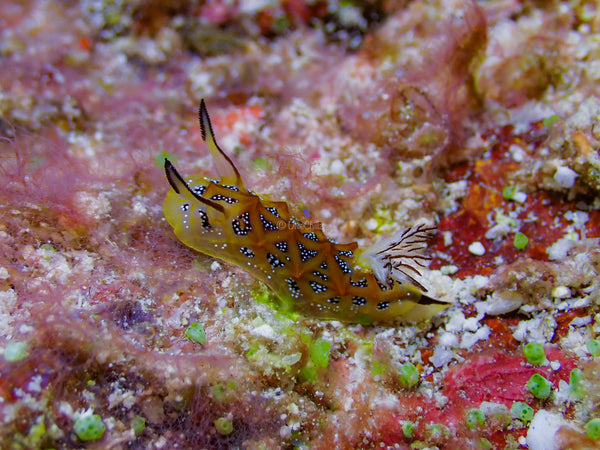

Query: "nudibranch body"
left=163, top=100, right=449, bottom=323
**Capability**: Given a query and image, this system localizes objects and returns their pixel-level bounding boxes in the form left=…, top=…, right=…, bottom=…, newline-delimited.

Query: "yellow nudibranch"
left=164, top=100, right=449, bottom=323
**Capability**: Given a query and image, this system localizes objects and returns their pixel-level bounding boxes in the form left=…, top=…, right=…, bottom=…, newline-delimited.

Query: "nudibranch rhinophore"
left=163, top=100, right=449, bottom=323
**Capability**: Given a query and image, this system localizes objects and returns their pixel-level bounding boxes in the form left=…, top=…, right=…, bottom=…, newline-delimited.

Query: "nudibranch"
left=163, top=100, right=449, bottom=323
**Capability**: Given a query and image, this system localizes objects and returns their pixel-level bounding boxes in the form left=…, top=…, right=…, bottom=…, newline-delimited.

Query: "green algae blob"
left=214, top=417, right=234, bottom=436
left=398, top=362, right=419, bottom=388
left=74, top=414, right=105, bottom=442
left=185, top=322, right=206, bottom=345
left=3, top=341, right=28, bottom=362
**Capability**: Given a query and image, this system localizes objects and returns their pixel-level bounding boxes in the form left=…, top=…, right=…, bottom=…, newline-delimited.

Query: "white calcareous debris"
left=364, top=218, right=378, bottom=231
left=329, top=159, right=346, bottom=176
left=32, top=247, right=72, bottom=285
left=0, top=289, right=18, bottom=335
left=427, top=273, right=484, bottom=307
left=74, top=191, right=111, bottom=220
left=513, top=315, right=558, bottom=343
left=553, top=166, right=579, bottom=188
left=440, top=265, right=458, bottom=276
left=251, top=324, right=277, bottom=340
left=476, top=291, right=523, bottom=316
left=485, top=222, right=512, bottom=240
left=460, top=326, right=491, bottom=349
left=280, top=353, right=302, bottom=367
left=527, top=410, right=571, bottom=450
left=479, top=401, right=509, bottom=419
left=468, top=241, right=486, bottom=256
left=560, top=324, right=591, bottom=357
left=26, top=375, right=43, bottom=393
left=442, top=230, right=453, bottom=247
left=430, top=345, right=463, bottom=368
left=564, top=210, right=589, bottom=228
left=131, top=196, right=148, bottom=216
left=553, top=379, right=570, bottom=405
left=547, top=236, right=600, bottom=260
left=569, top=316, right=592, bottom=328
left=438, top=331, right=459, bottom=348
left=512, top=191, right=528, bottom=203
left=551, top=286, right=571, bottom=299
left=462, top=316, right=481, bottom=332
left=547, top=237, right=577, bottom=260
left=444, top=310, right=467, bottom=333
left=509, top=143, right=526, bottom=162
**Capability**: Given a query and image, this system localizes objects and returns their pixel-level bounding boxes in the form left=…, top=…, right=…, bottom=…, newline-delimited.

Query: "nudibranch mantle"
left=163, top=99, right=449, bottom=323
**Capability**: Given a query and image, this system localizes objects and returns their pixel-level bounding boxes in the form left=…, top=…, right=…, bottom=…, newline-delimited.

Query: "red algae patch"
left=1, top=0, right=600, bottom=449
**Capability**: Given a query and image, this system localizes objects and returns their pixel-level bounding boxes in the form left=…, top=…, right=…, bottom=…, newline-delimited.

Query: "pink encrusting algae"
left=1, top=0, right=600, bottom=449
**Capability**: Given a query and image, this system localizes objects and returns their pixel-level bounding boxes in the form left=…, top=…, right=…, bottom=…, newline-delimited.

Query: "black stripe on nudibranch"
left=309, top=280, right=327, bottom=294
left=192, top=185, right=206, bottom=195
left=297, top=242, right=318, bottom=262
left=286, top=278, right=301, bottom=298
left=334, top=255, right=352, bottom=274
left=377, top=301, right=390, bottom=310
left=265, top=206, right=280, bottom=218
left=240, top=247, right=254, bottom=258
left=313, top=271, right=328, bottom=281
left=338, top=250, right=353, bottom=257
left=181, top=203, right=190, bottom=211
left=350, top=278, right=368, bottom=287
left=377, top=281, right=390, bottom=291
left=221, top=184, right=240, bottom=191
left=327, top=296, right=340, bottom=304
left=267, top=252, right=285, bottom=268
left=275, top=241, right=288, bottom=252
left=211, top=193, right=238, bottom=204
left=303, top=232, right=319, bottom=242
left=352, top=296, right=366, bottom=306
left=260, top=214, right=279, bottom=231
left=232, top=212, right=252, bottom=235
left=198, top=209, right=211, bottom=228
left=289, top=217, right=304, bottom=228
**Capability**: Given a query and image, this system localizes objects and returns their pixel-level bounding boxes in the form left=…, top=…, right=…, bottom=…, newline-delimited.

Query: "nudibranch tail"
left=163, top=99, right=450, bottom=324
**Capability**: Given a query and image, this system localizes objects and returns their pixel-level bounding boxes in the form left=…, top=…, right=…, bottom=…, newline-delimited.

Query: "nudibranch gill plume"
left=163, top=100, right=449, bottom=323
